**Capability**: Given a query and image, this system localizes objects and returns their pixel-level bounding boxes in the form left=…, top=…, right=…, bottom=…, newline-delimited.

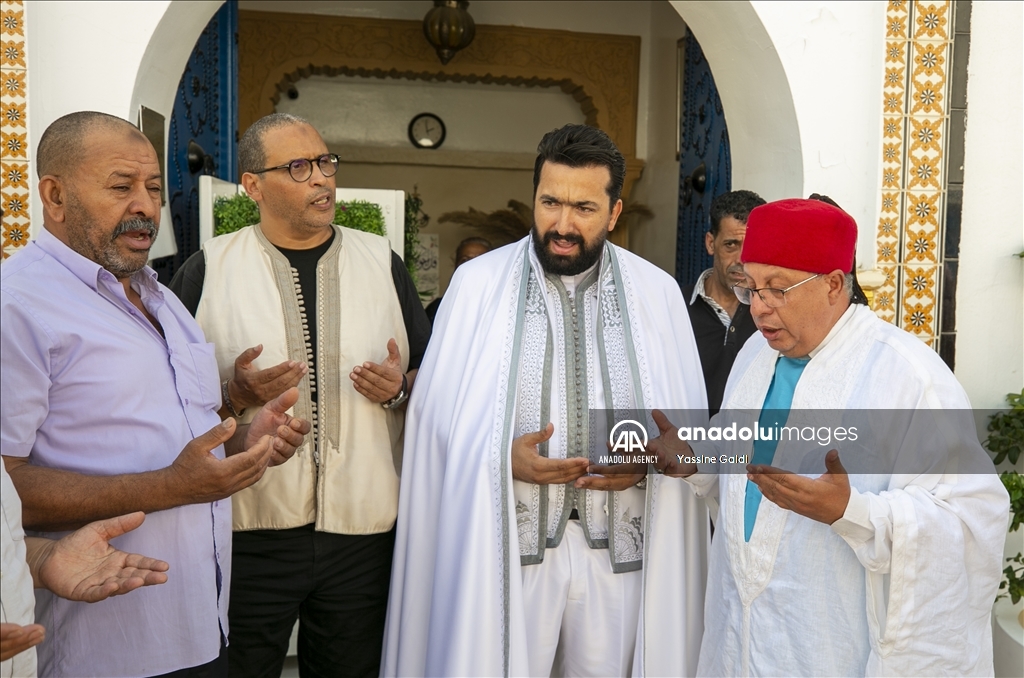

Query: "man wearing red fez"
left=650, top=198, right=1008, bottom=676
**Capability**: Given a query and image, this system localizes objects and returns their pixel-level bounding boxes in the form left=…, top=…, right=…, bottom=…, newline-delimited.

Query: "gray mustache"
left=112, top=218, right=157, bottom=240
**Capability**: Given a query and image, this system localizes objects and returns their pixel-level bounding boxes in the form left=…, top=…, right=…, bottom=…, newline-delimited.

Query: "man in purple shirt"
left=0, top=111, right=310, bottom=677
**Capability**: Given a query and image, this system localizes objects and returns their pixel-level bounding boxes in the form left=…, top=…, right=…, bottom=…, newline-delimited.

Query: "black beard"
left=531, top=226, right=606, bottom=276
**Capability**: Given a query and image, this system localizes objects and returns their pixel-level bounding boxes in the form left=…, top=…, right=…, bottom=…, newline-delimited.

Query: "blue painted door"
left=675, top=31, right=731, bottom=288
left=152, top=0, right=238, bottom=284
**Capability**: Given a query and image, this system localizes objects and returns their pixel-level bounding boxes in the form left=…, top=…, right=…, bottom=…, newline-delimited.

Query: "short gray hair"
left=37, top=111, right=143, bottom=178
left=237, top=112, right=311, bottom=178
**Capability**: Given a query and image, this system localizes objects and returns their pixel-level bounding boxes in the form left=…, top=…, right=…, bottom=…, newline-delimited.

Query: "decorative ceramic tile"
left=2, top=187, right=26, bottom=217
left=2, top=68, right=24, bottom=99
left=902, top=301, right=935, bottom=335
left=0, top=6, right=24, bottom=38
left=902, top=263, right=940, bottom=336
left=1, top=158, right=25, bottom=185
left=1, top=215, right=28, bottom=249
left=904, top=264, right=938, bottom=301
left=2, top=98, right=23, bottom=127
left=907, top=150, right=942, bottom=190
left=1, top=128, right=25, bottom=157
left=0, top=0, right=27, bottom=260
left=905, top=189, right=941, bottom=227
left=910, top=77, right=945, bottom=116
left=872, top=0, right=954, bottom=349
left=914, top=1, right=950, bottom=40
left=1, top=39, right=24, bottom=68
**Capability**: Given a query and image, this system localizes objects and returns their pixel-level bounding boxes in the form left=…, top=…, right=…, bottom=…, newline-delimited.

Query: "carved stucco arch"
left=238, top=10, right=644, bottom=190
left=271, top=65, right=601, bottom=128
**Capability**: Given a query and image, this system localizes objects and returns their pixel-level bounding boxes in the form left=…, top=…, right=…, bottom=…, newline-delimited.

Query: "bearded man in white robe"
left=383, top=124, right=710, bottom=677
left=650, top=197, right=1009, bottom=676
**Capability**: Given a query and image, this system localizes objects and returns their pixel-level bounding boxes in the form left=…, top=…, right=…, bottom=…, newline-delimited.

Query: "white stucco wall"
left=628, top=1, right=688, bottom=274
left=674, top=0, right=885, bottom=267
left=755, top=1, right=886, bottom=268
left=954, top=1, right=1024, bottom=409
left=668, top=1, right=804, bottom=220
left=24, top=0, right=222, bottom=243
left=22, top=2, right=1020, bottom=409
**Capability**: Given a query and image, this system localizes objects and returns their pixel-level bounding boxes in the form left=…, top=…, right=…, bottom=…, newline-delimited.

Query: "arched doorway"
left=667, top=1, right=803, bottom=201
left=128, top=1, right=802, bottom=284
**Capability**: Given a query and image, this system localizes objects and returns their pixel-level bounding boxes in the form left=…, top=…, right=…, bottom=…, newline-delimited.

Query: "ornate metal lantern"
left=423, top=1, right=476, bottom=65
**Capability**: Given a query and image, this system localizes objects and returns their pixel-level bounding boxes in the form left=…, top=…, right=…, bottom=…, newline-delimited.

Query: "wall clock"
left=408, top=112, right=446, bottom=149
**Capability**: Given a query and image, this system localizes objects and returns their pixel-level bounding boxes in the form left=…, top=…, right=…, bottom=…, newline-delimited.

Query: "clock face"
left=409, top=113, right=446, bottom=149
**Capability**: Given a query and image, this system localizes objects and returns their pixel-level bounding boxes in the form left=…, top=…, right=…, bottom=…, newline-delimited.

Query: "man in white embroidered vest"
left=2, top=111, right=309, bottom=678
left=169, top=113, right=430, bottom=677
left=649, top=198, right=1009, bottom=676
left=383, top=124, right=709, bottom=677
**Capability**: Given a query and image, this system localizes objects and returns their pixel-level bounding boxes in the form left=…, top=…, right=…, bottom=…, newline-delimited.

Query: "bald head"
left=36, top=111, right=146, bottom=179
left=238, top=112, right=313, bottom=178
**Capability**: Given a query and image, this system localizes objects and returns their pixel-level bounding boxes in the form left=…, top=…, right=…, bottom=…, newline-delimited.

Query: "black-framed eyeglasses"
left=733, top=274, right=821, bottom=308
left=252, top=153, right=339, bottom=182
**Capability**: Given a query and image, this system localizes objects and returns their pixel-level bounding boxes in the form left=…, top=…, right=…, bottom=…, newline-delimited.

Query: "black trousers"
left=227, top=524, right=395, bottom=678
left=151, top=645, right=227, bottom=678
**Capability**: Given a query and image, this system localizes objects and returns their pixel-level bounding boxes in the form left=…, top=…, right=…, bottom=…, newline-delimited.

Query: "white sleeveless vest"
left=197, top=224, right=409, bottom=534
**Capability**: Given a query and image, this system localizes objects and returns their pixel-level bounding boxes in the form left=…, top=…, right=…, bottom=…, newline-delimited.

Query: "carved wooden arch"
left=238, top=10, right=642, bottom=163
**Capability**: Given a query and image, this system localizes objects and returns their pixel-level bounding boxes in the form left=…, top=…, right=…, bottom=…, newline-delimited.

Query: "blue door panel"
left=153, top=0, right=237, bottom=283
left=676, top=32, right=731, bottom=288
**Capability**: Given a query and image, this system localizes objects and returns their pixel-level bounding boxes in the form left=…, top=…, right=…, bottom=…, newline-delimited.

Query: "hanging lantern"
left=423, top=0, right=476, bottom=65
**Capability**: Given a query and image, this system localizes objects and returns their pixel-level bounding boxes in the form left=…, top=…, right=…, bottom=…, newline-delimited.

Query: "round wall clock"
left=408, top=113, right=446, bottom=149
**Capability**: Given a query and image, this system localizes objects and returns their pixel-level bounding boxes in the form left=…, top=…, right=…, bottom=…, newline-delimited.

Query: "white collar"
left=807, top=303, right=857, bottom=358
left=559, top=260, right=599, bottom=298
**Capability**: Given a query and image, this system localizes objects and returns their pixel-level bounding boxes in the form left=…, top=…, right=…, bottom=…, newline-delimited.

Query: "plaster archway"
left=129, top=0, right=224, bottom=124
left=669, top=1, right=804, bottom=202
left=125, top=1, right=803, bottom=218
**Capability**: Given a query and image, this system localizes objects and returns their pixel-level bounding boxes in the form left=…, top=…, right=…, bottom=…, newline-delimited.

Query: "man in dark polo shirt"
left=683, top=190, right=764, bottom=415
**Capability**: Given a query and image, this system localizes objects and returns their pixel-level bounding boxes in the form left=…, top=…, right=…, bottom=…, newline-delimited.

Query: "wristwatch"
left=222, top=379, right=245, bottom=418
left=382, top=373, right=408, bottom=410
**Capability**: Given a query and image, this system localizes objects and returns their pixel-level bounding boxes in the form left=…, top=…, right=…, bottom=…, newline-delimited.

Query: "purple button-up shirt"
left=1, top=229, right=231, bottom=677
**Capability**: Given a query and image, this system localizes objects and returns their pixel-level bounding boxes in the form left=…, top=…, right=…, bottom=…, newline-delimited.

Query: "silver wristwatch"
left=382, top=373, right=409, bottom=410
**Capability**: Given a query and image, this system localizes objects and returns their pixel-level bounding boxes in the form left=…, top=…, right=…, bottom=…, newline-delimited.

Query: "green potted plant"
left=404, top=189, right=429, bottom=289
left=212, top=193, right=386, bottom=238
left=985, top=389, right=1024, bottom=626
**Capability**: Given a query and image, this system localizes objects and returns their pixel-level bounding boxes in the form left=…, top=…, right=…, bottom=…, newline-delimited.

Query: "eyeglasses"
left=733, top=274, right=821, bottom=308
left=252, top=153, right=339, bottom=182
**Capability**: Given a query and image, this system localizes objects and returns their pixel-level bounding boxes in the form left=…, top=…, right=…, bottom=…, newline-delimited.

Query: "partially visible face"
left=252, top=123, right=335, bottom=234
left=532, top=161, right=622, bottom=276
left=706, top=215, right=747, bottom=293
left=455, top=242, right=489, bottom=268
left=742, top=262, right=837, bottom=358
left=61, top=127, right=162, bottom=279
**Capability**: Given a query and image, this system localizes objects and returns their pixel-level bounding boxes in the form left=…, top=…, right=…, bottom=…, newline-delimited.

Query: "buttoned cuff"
left=830, top=486, right=875, bottom=547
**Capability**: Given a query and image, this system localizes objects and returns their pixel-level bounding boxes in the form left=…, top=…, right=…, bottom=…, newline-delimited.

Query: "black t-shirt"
left=682, top=284, right=757, bottom=417
left=169, top=231, right=431, bottom=385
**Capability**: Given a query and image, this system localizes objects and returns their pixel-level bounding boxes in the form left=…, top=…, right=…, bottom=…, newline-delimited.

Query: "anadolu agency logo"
left=600, top=419, right=657, bottom=465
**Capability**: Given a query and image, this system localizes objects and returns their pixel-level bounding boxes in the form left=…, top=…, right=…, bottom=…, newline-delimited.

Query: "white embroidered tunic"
left=685, top=304, right=1009, bottom=676
left=383, top=238, right=710, bottom=677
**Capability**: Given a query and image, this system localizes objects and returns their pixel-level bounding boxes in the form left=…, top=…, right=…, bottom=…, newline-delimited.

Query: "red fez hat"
left=741, top=198, right=857, bottom=274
